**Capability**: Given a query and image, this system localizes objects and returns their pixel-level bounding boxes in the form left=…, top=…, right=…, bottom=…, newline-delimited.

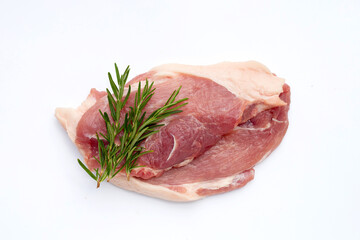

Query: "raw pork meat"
left=56, top=61, right=290, bottom=201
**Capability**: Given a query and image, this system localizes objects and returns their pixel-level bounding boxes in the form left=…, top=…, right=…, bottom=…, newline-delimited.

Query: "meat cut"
left=56, top=61, right=290, bottom=201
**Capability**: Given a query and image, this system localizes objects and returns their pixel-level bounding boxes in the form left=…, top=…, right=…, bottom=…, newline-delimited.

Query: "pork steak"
left=55, top=61, right=290, bottom=201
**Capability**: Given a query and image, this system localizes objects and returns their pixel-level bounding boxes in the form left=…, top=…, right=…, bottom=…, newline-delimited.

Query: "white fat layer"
left=178, top=171, right=248, bottom=192
left=110, top=170, right=251, bottom=202
left=151, top=61, right=286, bottom=106
left=272, top=118, right=287, bottom=123
left=110, top=175, right=198, bottom=202
left=166, top=134, right=177, bottom=162
left=236, top=122, right=271, bottom=131
left=173, top=158, right=193, bottom=168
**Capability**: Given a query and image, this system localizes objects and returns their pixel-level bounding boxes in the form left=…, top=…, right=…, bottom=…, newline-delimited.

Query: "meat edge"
left=55, top=92, right=98, bottom=143
left=110, top=169, right=254, bottom=202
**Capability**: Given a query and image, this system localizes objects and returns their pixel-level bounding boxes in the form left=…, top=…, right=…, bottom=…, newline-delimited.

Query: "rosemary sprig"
left=78, top=64, right=188, bottom=188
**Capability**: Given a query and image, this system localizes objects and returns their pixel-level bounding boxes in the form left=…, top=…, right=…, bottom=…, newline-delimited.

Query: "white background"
left=0, top=0, right=359, bottom=239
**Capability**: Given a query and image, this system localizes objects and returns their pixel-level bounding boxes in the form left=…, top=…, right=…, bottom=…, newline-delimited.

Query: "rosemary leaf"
left=77, top=159, right=97, bottom=181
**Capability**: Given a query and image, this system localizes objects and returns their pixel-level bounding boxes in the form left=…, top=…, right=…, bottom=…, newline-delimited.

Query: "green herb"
left=77, top=64, right=188, bottom=188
